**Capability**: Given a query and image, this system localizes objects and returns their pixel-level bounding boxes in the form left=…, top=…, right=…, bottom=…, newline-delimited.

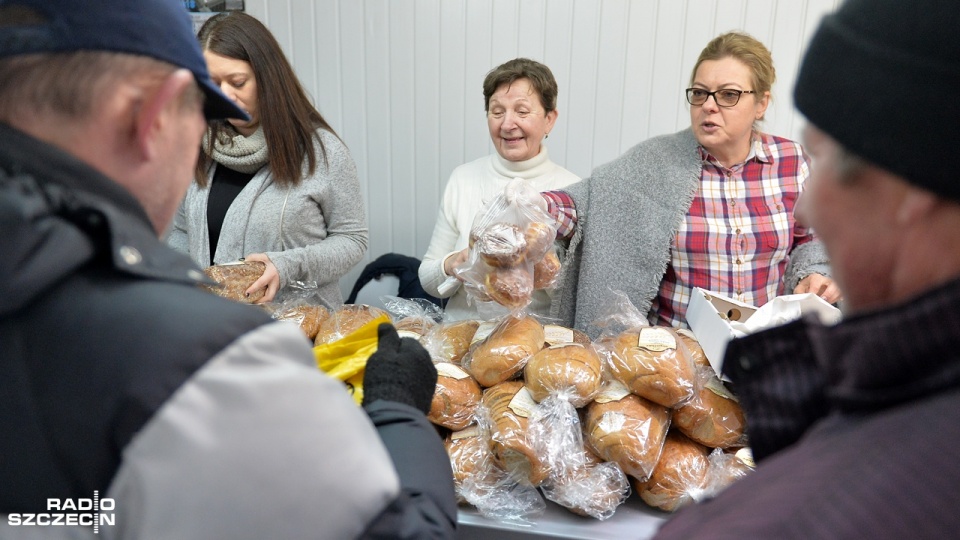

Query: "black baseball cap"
left=0, top=0, right=249, bottom=121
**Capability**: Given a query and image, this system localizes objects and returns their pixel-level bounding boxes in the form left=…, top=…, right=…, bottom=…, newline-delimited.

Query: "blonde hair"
left=690, top=32, right=776, bottom=98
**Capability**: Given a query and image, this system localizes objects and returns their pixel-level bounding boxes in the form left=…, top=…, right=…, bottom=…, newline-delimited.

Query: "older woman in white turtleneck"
left=419, top=58, right=580, bottom=320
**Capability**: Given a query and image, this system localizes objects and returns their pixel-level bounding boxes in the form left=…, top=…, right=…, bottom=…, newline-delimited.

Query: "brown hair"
left=690, top=32, right=776, bottom=100
left=195, top=12, right=339, bottom=187
left=482, top=58, right=559, bottom=113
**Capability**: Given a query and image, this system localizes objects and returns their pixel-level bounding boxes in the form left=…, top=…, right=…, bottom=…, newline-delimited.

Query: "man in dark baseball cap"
left=0, top=1, right=456, bottom=537
left=654, top=0, right=960, bottom=538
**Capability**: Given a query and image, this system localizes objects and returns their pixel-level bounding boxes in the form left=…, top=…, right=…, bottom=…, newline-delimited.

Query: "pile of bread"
left=407, top=313, right=754, bottom=519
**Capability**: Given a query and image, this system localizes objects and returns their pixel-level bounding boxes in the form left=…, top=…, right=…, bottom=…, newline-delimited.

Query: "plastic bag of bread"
left=429, top=363, right=483, bottom=430
left=201, top=260, right=267, bottom=303
left=381, top=296, right=442, bottom=340
left=672, top=366, right=747, bottom=448
left=524, top=340, right=603, bottom=408
left=700, top=447, right=755, bottom=499
left=262, top=281, right=331, bottom=340
left=478, top=381, right=550, bottom=486
left=602, top=325, right=697, bottom=408
left=314, top=304, right=390, bottom=346
left=540, top=448, right=630, bottom=520
left=584, top=381, right=671, bottom=481
left=462, top=314, right=544, bottom=387
left=420, top=319, right=481, bottom=364
left=454, top=179, right=560, bottom=311
left=676, top=328, right=711, bottom=370
left=445, top=425, right=496, bottom=504
left=634, top=430, right=710, bottom=512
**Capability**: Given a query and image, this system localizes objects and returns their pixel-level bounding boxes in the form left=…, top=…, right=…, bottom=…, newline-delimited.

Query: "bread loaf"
left=672, top=373, right=746, bottom=448
left=313, top=304, right=388, bottom=345
left=445, top=427, right=493, bottom=503
left=635, top=430, right=710, bottom=512
left=201, top=261, right=266, bottom=303
left=464, top=315, right=544, bottom=387
left=481, top=381, right=549, bottom=486
left=429, top=363, right=483, bottom=431
left=609, top=326, right=696, bottom=407
left=524, top=343, right=603, bottom=407
left=394, top=315, right=437, bottom=339
left=523, top=221, right=555, bottom=261
left=274, top=304, right=329, bottom=340
left=676, top=328, right=711, bottom=370
left=425, top=319, right=480, bottom=364
left=476, top=222, right=527, bottom=267
left=584, top=392, right=670, bottom=481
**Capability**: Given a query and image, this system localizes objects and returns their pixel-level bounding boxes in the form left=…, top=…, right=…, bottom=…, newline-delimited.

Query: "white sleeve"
left=103, top=322, right=399, bottom=540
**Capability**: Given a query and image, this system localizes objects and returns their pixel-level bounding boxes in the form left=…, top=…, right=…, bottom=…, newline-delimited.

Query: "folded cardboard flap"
left=685, top=288, right=841, bottom=378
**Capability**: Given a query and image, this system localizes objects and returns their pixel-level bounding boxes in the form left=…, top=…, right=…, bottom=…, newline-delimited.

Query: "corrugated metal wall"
left=241, top=0, right=841, bottom=298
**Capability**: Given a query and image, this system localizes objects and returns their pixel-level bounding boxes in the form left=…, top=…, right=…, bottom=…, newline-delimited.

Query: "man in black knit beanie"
left=656, top=0, right=960, bottom=538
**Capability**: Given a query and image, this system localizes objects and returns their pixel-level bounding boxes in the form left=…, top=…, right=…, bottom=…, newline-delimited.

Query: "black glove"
left=362, top=323, right=438, bottom=414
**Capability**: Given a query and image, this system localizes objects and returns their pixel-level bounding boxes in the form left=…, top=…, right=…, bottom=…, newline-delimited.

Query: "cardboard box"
left=686, top=287, right=841, bottom=377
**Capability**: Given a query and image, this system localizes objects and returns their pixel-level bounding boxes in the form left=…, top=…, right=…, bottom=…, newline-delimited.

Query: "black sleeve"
left=360, top=400, right=457, bottom=539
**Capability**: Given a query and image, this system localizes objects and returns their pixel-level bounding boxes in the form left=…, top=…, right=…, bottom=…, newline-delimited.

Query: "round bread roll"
left=676, top=328, right=711, bottom=370
left=429, top=364, right=483, bottom=430
left=609, top=326, right=696, bottom=407
left=635, top=430, right=710, bottom=512
left=313, top=304, right=388, bottom=345
left=482, top=381, right=549, bottom=486
left=394, top=315, right=436, bottom=339
left=426, top=319, right=480, bottom=364
left=476, top=222, right=527, bottom=267
left=485, top=265, right=534, bottom=308
left=274, top=304, right=329, bottom=340
left=464, top=315, right=544, bottom=387
left=524, top=343, right=603, bottom=407
left=445, top=427, right=494, bottom=504
left=672, top=373, right=746, bottom=448
left=584, top=393, right=670, bottom=481
left=202, top=261, right=267, bottom=303
left=523, top=221, right=555, bottom=261
left=533, top=250, right=561, bottom=290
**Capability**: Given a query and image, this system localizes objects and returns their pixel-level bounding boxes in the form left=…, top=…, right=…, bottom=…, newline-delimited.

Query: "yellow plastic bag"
left=314, top=314, right=391, bottom=405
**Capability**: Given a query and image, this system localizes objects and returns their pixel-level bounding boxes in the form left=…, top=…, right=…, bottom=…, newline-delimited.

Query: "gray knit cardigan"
left=550, top=128, right=830, bottom=335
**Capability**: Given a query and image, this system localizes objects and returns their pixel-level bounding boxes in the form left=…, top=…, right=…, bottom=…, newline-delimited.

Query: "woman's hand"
left=443, top=248, right=469, bottom=280
left=794, top=273, right=842, bottom=304
left=244, top=253, right=280, bottom=303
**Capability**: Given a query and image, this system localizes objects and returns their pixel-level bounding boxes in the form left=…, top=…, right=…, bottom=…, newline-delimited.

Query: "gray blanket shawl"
left=551, top=128, right=829, bottom=335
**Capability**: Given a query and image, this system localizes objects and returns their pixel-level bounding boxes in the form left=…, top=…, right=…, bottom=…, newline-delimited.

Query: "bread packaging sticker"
left=471, top=320, right=498, bottom=346
left=507, top=386, right=537, bottom=418
left=397, top=330, right=422, bottom=340
left=436, top=362, right=471, bottom=380
left=596, top=412, right=628, bottom=435
left=543, top=324, right=575, bottom=345
left=594, top=380, right=632, bottom=403
left=452, top=425, right=480, bottom=440
left=546, top=342, right=585, bottom=351
left=735, top=447, right=755, bottom=468
left=637, top=327, right=677, bottom=352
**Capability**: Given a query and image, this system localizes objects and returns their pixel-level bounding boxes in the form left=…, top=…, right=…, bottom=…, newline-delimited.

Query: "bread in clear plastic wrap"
left=584, top=382, right=671, bottom=481
left=455, top=180, right=560, bottom=311
left=445, top=426, right=494, bottom=503
left=605, top=325, right=697, bottom=407
left=524, top=343, right=603, bottom=408
left=533, top=250, right=561, bottom=290
left=672, top=366, right=746, bottom=448
left=541, top=447, right=631, bottom=520
left=676, top=327, right=711, bottom=370
left=201, top=260, right=266, bottom=303
left=381, top=296, right=442, bottom=339
left=480, top=381, right=549, bottom=486
left=634, top=430, right=710, bottom=512
left=462, top=314, right=544, bottom=387
left=700, top=447, right=755, bottom=499
left=420, top=319, right=481, bottom=364
left=429, top=363, right=483, bottom=430
left=274, top=304, right=329, bottom=340
left=313, top=304, right=389, bottom=345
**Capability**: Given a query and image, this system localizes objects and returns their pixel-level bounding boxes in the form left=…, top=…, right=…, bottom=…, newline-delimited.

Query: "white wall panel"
left=240, top=0, right=840, bottom=298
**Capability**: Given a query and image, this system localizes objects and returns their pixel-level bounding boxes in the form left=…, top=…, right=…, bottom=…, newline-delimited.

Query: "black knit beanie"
left=794, top=0, right=960, bottom=201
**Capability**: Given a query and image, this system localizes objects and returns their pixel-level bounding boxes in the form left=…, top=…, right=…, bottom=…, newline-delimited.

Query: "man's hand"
left=794, top=273, right=842, bottom=304
left=362, top=324, right=438, bottom=414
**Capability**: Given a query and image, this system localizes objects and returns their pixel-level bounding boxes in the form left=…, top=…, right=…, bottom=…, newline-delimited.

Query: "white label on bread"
left=451, top=425, right=480, bottom=440
left=637, top=327, right=677, bottom=352
left=547, top=342, right=584, bottom=351
left=596, top=411, right=627, bottom=434
left=594, top=380, right=631, bottom=403
left=543, top=324, right=575, bottom=345
left=436, top=362, right=471, bottom=380
left=397, top=330, right=423, bottom=341
left=508, top=386, right=537, bottom=417
left=735, top=447, right=755, bottom=468
left=471, top=321, right=498, bottom=345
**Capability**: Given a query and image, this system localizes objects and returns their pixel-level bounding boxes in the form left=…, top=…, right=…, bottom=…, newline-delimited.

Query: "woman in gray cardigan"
left=167, top=12, right=367, bottom=308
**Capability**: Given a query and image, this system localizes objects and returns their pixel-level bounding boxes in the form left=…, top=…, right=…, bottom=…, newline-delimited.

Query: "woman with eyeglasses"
left=540, top=32, right=840, bottom=333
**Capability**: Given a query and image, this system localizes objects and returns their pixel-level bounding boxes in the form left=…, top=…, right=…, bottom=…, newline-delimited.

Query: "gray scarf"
left=205, top=126, right=268, bottom=174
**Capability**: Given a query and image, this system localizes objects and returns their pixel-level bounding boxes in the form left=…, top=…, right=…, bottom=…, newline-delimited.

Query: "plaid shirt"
left=545, top=133, right=814, bottom=327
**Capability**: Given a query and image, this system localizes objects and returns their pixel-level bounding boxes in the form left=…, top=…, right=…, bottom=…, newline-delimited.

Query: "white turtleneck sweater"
left=419, top=147, right=580, bottom=321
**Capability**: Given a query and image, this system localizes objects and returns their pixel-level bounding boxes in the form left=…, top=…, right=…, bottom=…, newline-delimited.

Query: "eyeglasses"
left=685, top=88, right=757, bottom=107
